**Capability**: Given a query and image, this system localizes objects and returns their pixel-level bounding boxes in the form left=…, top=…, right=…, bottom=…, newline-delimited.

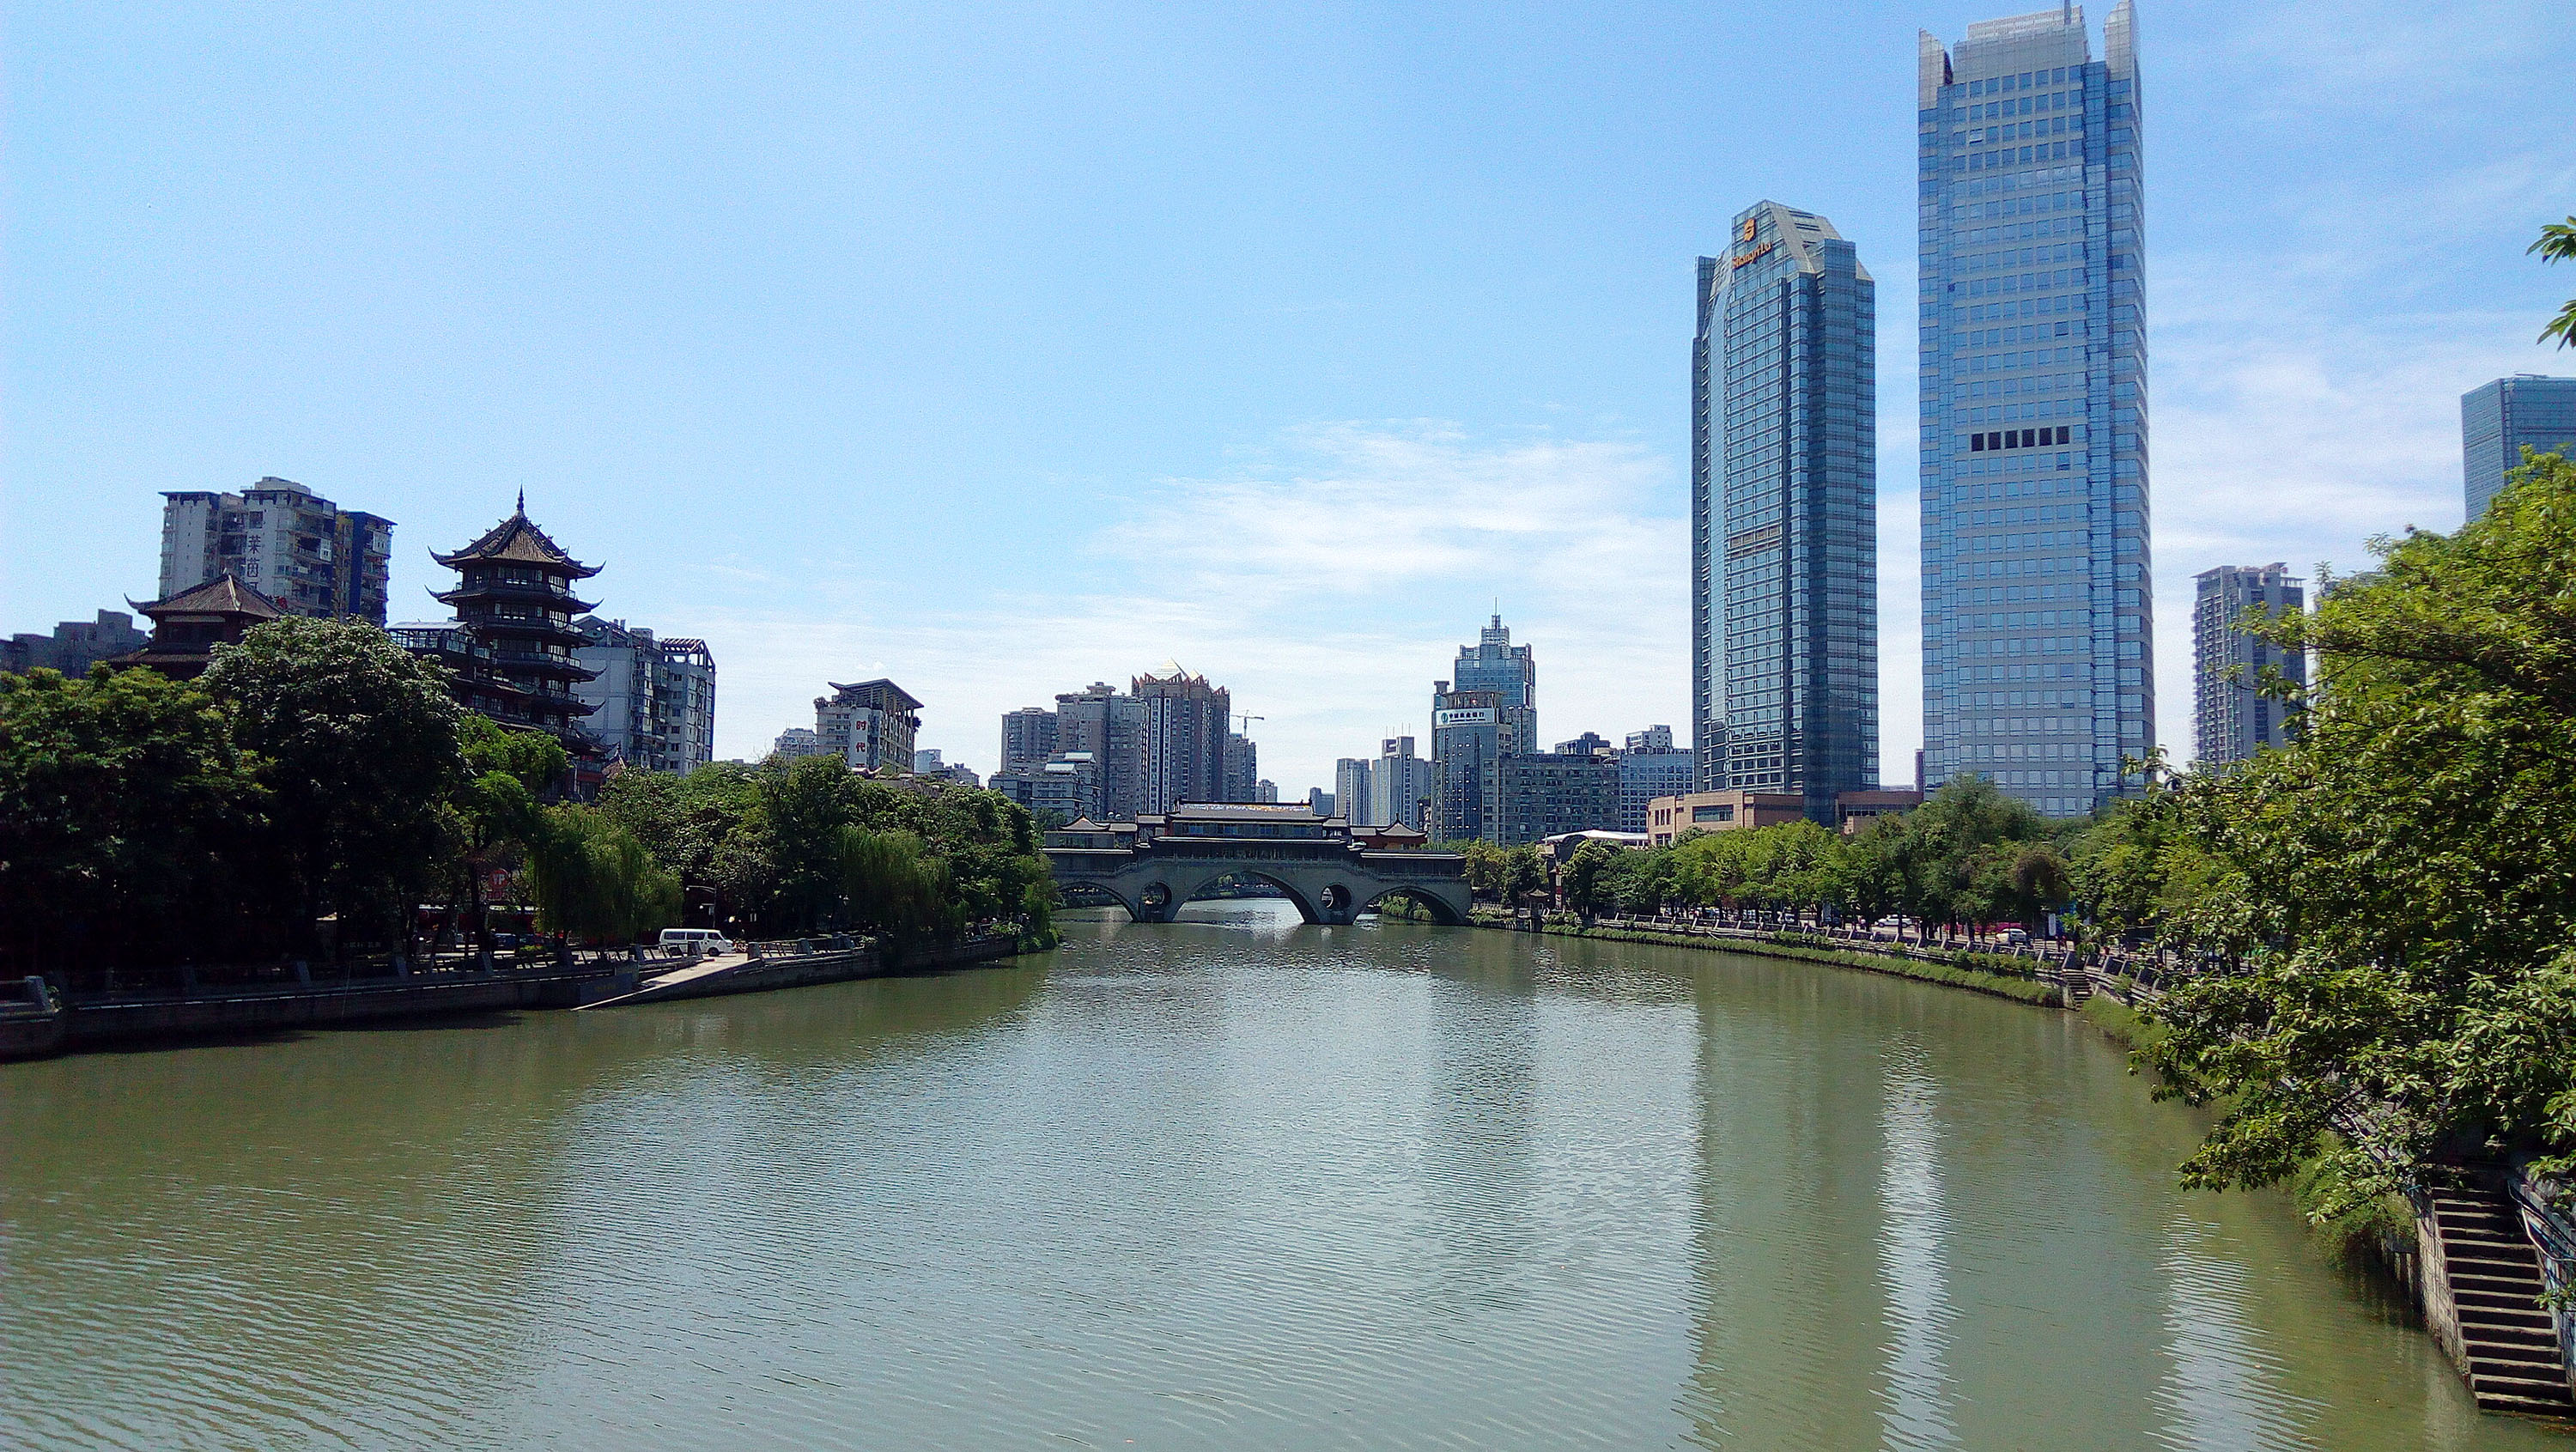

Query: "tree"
left=198, top=619, right=463, bottom=956
left=0, top=666, right=264, bottom=979
left=2137, top=451, right=2576, bottom=1207
left=1559, top=841, right=1622, bottom=923
left=453, top=714, right=567, bottom=953
left=2534, top=215, right=2576, bottom=349
left=528, top=807, right=681, bottom=945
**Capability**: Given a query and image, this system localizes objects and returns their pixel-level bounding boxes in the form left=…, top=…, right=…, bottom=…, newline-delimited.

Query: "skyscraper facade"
left=2191, top=563, right=2305, bottom=769
left=158, top=477, right=394, bottom=623
left=1692, top=201, right=1880, bottom=824
left=2462, top=376, right=2576, bottom=520
left=1430, top=614, right=1537, bottom=841
left=1917, top=3, right=2152, bottom=818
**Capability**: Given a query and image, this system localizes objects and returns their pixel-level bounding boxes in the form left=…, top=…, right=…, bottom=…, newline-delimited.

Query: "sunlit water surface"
left=3, top=902, right=2565, bottom=1449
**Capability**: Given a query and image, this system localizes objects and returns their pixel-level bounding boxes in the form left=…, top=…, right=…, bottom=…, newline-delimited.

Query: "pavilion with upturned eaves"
left=416, top=494, right=603, bottom=750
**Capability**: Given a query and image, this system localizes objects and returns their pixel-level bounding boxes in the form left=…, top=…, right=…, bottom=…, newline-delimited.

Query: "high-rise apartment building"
left=2192, top=563, right=2305, bottom=769
left=2463, top=376, right=2576, bottom=520
left=1431, top=614, right=1537, bottom=841
left=999, top=707, right=1060, bottom=775
left=1224, top=732, right=1261, bottom=805
left=1134, top=663, right=1232, bottom=812
left=1054, top=683, right=1148, bottom=822
left=573, top=617, right=716, bottom=775
left=1625, top=725, right=1675, bottom=752
left=1307, top=787, right=1335, bottom=817
left=1917, top=3, right=2152, bottom=818
left=1693, top=201, right=1880, bottom=823
left=816, top=679, right=923, bottom=775
left=158, top=477, right=394, bottom=623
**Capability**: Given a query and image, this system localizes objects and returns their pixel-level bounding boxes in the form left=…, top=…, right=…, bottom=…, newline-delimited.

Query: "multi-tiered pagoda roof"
left=418, top=495, right=602, bottom=746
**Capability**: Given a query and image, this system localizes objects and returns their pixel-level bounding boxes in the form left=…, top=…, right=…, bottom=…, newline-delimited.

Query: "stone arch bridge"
left=1043, top=803, right=1473, bottom=926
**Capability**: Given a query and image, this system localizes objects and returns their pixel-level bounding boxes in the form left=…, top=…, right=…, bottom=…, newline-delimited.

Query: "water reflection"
left=1877, top=1046, right=1959, bottom=1449
left=3, top=902, right=2563, bottom=1451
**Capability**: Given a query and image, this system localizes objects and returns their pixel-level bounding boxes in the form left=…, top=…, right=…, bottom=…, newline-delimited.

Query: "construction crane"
left=1235, top=714, right=1265, bottom=733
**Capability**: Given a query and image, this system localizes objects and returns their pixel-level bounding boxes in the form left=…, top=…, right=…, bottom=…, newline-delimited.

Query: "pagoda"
left=422, top=493, right=602, bottom=747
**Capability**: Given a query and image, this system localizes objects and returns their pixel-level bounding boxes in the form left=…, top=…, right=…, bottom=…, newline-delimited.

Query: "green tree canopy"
left=0, top=666, right=264, bottom=975
left=199, top=619, right=464, bottom=951
left=2133, top=450, right=2576, bottom=1206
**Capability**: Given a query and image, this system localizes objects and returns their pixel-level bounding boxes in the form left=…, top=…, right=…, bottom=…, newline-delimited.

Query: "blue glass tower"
left=1692, top=202, right=1879, bottom=823
left=2463, top=376, right=2576, bottom=519
left=1917, top=3, right=2153, bottom=817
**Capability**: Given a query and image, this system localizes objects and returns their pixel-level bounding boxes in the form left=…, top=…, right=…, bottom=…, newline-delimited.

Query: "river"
left=2, top=902, right=2563, bottom=1449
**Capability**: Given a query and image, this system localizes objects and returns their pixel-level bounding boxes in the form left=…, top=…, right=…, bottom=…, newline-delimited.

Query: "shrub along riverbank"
left=1472, top=914, right=2061, bottom=1005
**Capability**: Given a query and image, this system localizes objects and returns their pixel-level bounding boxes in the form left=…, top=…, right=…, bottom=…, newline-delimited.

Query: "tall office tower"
left=1917, top=3, right=2152, bottom=817
left=999, top=707, right=1059, bottom=775
left=1369, top=736, right=1436, bottom=830
left=2463, top=376, right=2576, bottom=519
left=2191, top=563, right=2305, bottom=769
left=573, top=617, right=717, bottom=775
left=1133, top=662, right=1231, bottom=812
left=1430, top=614, right=1538, bottom=841
left=1054, top=683, right=1147, bottom=821
left=1692, top=201, right=1880, bottom=824
left=158, top=477, right=394, bottom=623
left=1335, top=756, right=1376, bottom=827
left=1308, top=787, right=1335, bottom=817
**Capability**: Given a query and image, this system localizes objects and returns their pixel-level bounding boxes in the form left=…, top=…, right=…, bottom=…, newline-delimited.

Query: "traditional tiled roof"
left=432, top=498, right=600, bottom=577
left=130, top=575, right=285, bottom=622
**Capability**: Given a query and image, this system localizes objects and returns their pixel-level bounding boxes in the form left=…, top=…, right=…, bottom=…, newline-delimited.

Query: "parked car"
left=659, top=928, right=736, bottom=956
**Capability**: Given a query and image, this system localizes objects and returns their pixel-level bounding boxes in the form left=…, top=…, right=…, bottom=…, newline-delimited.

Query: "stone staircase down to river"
left=2427, top=1187, right=2576, bottom=1416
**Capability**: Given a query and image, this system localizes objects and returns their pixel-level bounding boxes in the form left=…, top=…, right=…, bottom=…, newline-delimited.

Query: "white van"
left=658, top=928, right=735, bottom=956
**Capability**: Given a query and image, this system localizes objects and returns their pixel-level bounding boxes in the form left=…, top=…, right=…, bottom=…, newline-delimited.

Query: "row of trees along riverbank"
left=1452, top=449, right=2576, bottom=1242
left=1443, top=774, right=2076, bottom=939
left=0, top=618, right=1058, bottom=992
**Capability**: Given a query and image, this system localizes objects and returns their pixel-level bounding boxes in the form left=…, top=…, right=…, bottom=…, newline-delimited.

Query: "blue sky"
left=5, top=1, right=2571, bottom=794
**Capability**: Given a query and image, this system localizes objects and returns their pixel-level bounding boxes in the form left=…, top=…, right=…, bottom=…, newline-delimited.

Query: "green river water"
left=3, top=902, right=2567, bottom=1449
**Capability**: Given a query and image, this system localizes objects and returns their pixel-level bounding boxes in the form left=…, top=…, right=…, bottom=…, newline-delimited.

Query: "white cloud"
left=689, top=423, right=1692, bottom=794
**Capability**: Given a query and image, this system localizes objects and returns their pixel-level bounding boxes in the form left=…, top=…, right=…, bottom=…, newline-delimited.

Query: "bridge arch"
left=1358, top=884, right=1471, bottom=927
left=1164, top=866, right=1326, bottom=924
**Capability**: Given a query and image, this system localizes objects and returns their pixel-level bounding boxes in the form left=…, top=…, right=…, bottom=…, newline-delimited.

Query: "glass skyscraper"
left=1692, top=202, right=1879, bottom=823
left=1431, top=614, right=1536, bottom=841
left=2462, top=376, right=2576, bottom=520
left=1917, top=3, right=2152, bottom=818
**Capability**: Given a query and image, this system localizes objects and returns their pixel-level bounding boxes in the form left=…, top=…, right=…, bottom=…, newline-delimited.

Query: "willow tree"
left=529, top=807, right=682, bottom=947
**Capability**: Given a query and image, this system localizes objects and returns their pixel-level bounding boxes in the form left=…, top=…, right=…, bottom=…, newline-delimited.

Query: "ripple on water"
left=2, top=906, right=2563, bottom=1450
